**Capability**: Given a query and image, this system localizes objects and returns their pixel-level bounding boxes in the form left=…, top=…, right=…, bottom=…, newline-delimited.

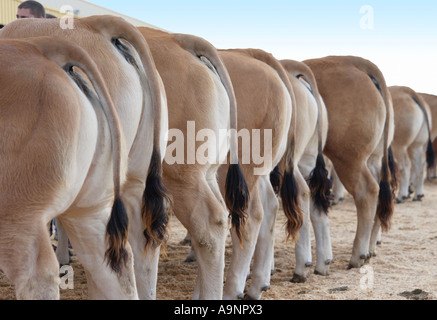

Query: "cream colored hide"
left=279, top=60, right=331, bottom=283
left=138, top=28, right=249, bottom=300
left=0, top=37, right=129, bottom=299
left=1, top=16, right=169, bottom=300
left=389, top=86, right=433, bottom=202
left=216, top=49, right=295, bottom=300
left=304, top=56, right=395, bottom=268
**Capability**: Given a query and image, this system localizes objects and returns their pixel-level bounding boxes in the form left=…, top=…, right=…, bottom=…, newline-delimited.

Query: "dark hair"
left=18, top=1, right=46, bottom=18
left=0, top=25, right=4, bottom=29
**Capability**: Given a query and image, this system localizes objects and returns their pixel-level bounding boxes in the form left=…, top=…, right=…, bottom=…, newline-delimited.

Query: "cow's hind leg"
left=121, top=180, right=162, bottom=300
left=222, top=176, right=262, bottom=300
left=245, top=175, right=279, bottom=300
left=57, top=206, right=138, bottom=300
left=168, top=174, right=228, bottom=300
left=335, top=160, right=379, bottom=268
left=299, top=155, right=333, bottom=277
left=392, top=147, right=411, bottom=202
left=408, top=144, right=426, bottom=201
left=55, top=218, right=71, bottom=266
left=291, top=169, right=313, bottom=283
left=0, top=218, right=60, bottom=300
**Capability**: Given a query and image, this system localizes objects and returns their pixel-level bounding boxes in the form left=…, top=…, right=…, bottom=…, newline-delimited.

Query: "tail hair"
left=105, top=197, right=129, bottom=275
left=280, top=168, right=303, bottom=242
left=426, top=140, right=435, bottom=169
left=388, top=146, right=399, bottom=193
left=225, top=163, right=250, bottom=246
left=376, top=160, right=394, bottom=232
left=308, top=154, right=332, bottom=214
left=142, top=149, right=173, bottom=253
left=270, top=165, right=282, bottom=195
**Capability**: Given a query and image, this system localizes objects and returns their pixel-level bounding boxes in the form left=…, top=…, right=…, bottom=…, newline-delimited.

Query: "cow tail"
left=86, top=15, right=173, bottom=253
left=28, top=36, right=130, bottom=274
left=173, top=34, right=250, bottom=245
left=240, top=50, right=303, bottom=241
left=282, top=60, right=332, bottom=215
left=388, top=146, right=398, bottom=194
left=349, top=57, right=395, bottom=232
left=270, top=165, right=282, bottom=195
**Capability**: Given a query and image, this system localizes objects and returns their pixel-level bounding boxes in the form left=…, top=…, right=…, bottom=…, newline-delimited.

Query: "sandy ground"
left=1, top=180, right=436, bottom=300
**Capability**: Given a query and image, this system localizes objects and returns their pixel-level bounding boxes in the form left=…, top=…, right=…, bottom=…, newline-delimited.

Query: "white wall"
left=37, top=0, right=160, bottom=28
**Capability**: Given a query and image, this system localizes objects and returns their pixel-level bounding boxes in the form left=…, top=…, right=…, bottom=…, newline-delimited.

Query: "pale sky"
left=88, top=0, right=437, bottom=95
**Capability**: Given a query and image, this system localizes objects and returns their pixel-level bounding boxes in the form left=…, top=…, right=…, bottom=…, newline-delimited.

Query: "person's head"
left=17, top=1, right=46, bottom=19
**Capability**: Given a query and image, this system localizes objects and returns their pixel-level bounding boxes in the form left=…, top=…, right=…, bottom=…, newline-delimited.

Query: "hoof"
left=402, top=195, right=411, bottom=200
left=237, top=293, right=245, bottom=300
left=314, top=269, right=329, bottom=276
left=305, top=262, right=313, bottom=268
left=325, top=259, right=334, bottom=265
left=261, top=285, right=271, bottom=292
left=347, top=261, right=363, bottom=269
left=184, top=257, right=196, bottom=263
left=412, top=196, right=423, bottom=202
left=377, top=240, right=382, bottom=245
left=291, top=273, right=307, bottom=283
left=243, top=294, right=256, bottom=300
left=370, top=252, right=377, bottom=257
left=332, top=197, right=344, bottom=206
left=396, top=198, right=404, bottom=204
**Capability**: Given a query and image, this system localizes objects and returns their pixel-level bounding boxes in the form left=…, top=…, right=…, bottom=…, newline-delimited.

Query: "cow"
left=216, top=49, right=301, bottom=300
left=304, top=56, right=395, bottom=268
left=0, top=36, right=129, bottom=299
left=1, top=16, right=171, bottom=299
left=137, top=28, right=249, bottom=300
left=419, top=93, right=437, bottom=180
left=277, top=59, right=331, bottom=283
left=389, top=86, right=434, bottom=202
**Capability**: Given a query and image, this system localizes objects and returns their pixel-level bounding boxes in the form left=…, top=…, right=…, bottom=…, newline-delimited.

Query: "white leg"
left=223, top=181, right=262, bottom=300
left=408, top=145, right=426, bottom=200
left=55, top=218, right=71, bottom=266
left=59, top=206, right=138, bottom=300
left=291, top=169, right=312, bottom=282
left=246, top=175, right=279, bottom=300
left=311, top=201, right=333, bottom=276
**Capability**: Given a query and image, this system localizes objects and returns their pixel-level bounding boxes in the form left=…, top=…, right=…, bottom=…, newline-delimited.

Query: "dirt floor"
left=1, top=180, right=436, bottom=300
